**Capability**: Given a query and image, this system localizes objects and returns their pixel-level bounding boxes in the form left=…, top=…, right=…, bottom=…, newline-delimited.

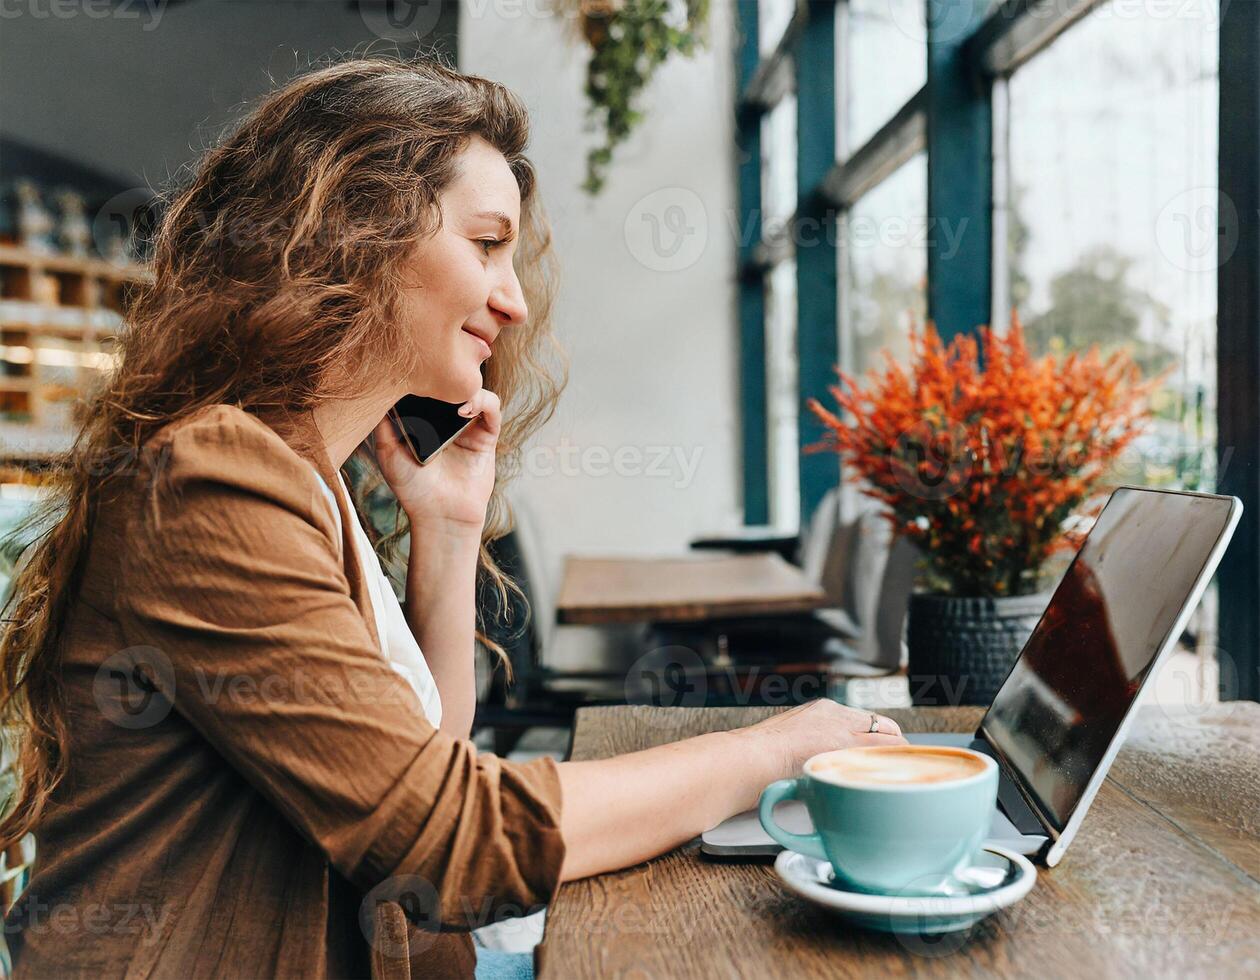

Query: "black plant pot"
left=906, top=593, right=1050, bottom=707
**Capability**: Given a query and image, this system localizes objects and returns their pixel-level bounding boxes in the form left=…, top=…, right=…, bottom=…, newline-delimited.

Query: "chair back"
left=505, top=494, right=556, bottom=656
left=838, top=503, right=917, bottom=670
left=798, top=487, right=846, bottom=601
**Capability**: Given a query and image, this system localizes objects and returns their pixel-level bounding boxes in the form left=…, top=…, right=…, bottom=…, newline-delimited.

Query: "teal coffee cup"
left=759, top=744, right=998, bottom=895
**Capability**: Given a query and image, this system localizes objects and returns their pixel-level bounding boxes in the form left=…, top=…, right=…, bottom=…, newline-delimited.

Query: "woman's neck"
left=312, top=388, right=405, bottom=469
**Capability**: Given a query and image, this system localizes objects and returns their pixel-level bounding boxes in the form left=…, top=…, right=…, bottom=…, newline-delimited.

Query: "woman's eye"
left=477, top=239, right=501, bottom=255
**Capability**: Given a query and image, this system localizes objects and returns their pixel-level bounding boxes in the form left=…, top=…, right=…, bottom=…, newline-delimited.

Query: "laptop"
left=701, top=486, right=1242, bottom=867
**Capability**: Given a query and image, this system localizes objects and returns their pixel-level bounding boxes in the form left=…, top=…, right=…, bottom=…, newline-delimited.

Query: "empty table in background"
left=555, top=552, right=827, bottom=626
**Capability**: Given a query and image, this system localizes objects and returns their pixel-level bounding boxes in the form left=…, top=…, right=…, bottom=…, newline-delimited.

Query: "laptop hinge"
left=972, top=729, right=1059, bottom=839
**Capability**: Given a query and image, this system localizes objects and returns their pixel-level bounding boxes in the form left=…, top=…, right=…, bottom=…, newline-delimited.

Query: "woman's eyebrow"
left=473, top=209, right=516, bottom=238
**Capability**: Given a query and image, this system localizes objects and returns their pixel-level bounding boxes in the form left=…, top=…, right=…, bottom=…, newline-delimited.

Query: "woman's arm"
left=371, top=392, right=502, bottom=741
left=554, top=699, right=905, bottom=881
left=402, top=520, right=479, bottom=738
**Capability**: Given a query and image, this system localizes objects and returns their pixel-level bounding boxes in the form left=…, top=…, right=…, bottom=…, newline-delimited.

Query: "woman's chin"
left=458, top=371, right=484, bottom=400
left=421, top=372, right=482, bottom=405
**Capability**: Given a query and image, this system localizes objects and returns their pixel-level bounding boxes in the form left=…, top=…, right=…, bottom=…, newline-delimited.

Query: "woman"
left=0, top=57, right=905, bottom=978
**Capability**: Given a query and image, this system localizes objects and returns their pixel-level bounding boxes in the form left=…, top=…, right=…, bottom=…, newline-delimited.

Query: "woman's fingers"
left=844, top=710, right=906, bottom=746
left=744, top=700, right=911, bottom=776
left=370, top=415, right=406, bottom=465
left=831, top=705, right=902, bottom=737
left=851, top=733, right=909, bottom=747
left=873, top=714, right=902, bottom=737
left=458, top=388, right=501, bottom=438
left=373, top=414, right=401, bottom=449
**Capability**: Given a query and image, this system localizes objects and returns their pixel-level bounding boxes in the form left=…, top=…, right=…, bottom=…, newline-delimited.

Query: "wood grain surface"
left=555, top=554, right=827, bottom=625
left=538, top=704, right=1260, bottom=978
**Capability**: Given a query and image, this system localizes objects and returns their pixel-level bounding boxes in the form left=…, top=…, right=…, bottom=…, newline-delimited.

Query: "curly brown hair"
left=0, top=52, right=568, bottom=850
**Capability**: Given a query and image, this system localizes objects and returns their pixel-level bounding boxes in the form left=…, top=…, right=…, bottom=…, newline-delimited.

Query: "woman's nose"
left=491, top=268, right=529, bottom=327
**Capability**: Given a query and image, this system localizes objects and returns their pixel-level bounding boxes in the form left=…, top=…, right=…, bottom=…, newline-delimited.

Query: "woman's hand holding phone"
left=372, top=392, right=497, bottom=739
left=371, top=387, right=501, bottom=534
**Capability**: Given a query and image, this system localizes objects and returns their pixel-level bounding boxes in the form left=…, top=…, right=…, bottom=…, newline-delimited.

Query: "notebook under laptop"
left=701, top=487, right=1242, bottom=867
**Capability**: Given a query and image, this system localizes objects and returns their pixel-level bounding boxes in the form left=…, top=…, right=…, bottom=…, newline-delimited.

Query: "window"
left=761, top=94, right=797, bottom=242
left=734, top=0, right=1248, bottom=702
left=1004, top=0, right=1222, bottom=706
left=765, top=259, right=800, bottom=529
left=758, top=0, right=794, bottom=55
left=1005, top=1, right=1219, bottom=492
left=840, top=0, right=926, bottom=156
left=840, top=153, right=927, bottom=377
left=761, top=92, right=799, bottom=528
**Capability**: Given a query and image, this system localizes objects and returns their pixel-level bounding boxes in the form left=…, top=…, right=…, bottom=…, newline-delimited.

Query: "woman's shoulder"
left=134, top=403, right=333, bottom=534
left=144, top=402, right=294, bottom=459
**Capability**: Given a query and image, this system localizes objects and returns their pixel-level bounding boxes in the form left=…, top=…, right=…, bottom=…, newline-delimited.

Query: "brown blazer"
left=2, top=403, right=566, bottom=978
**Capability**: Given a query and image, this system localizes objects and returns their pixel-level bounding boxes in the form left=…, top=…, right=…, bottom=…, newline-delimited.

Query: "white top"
left=310, top=466, right=443, bottom=728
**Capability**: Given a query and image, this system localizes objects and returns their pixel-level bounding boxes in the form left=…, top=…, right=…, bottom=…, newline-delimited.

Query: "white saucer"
left=773, top=844, right=1037, bottom=935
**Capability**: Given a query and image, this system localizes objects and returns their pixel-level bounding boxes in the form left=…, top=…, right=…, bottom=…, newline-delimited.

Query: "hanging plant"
left=570, top=0, right=711, bottom=194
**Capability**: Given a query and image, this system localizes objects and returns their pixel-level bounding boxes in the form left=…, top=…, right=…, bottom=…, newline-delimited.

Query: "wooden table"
left=555, top=553, right=827, bottom=626
left=538, top=703, right=1260, bottom=977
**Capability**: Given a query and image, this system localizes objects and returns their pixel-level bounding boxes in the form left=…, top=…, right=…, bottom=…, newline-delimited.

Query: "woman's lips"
left=462, top=329, right=492, bottom=357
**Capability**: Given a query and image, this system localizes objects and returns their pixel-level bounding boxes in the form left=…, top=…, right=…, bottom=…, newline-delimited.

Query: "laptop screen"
left=980, top=488, right=1236, bottom=832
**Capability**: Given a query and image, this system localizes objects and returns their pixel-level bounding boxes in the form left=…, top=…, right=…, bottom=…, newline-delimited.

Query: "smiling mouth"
left=463, top=329, right=492, bottom=355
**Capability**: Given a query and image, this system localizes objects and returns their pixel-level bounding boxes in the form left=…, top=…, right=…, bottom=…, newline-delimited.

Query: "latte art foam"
left=809, top=746, right=987, bottom=786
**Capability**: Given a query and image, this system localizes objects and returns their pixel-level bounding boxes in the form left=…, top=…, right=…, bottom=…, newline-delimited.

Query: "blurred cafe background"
left=0, top=0, right=1256, bottom=798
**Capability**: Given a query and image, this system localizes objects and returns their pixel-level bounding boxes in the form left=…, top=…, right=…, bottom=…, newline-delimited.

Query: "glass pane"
left=760, top=93, right=797, bottom=243
left=765, top=258, right=801, bottom=530
left=1005, top=0, right=1220, bottom=709
left=759, top=0, right=795, bottom=56
left=842, top=0, right=927, bottom=155
left=840, top=153, right=928, bottom=376
left=1006, top=1, right=1219, bottom=493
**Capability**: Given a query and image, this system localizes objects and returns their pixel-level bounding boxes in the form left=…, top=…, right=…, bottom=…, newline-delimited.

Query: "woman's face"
left=395, top=135, right=529, bottom=403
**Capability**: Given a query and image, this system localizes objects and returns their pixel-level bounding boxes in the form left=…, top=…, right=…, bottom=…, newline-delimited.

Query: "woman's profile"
left=0, top=55, right=905, bottom=978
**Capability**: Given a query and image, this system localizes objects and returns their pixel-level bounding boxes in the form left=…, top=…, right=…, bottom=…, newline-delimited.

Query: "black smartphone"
left=387, top=395, right=479, bottom=466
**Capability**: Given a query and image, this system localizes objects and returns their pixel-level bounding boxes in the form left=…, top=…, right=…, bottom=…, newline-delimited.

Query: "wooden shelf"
left=0, top=303, right=124, bottom=338
left=0, top=420, right=74, bottom=460
left=0, top=243, right=148, bottom=457
left=0, top=243, right=151, bottom=285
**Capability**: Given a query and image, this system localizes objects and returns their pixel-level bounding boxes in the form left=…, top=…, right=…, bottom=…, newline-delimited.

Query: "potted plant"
left=565, top=0, right=711, bottom=195
left=805, top=315, right=1161, bottom=705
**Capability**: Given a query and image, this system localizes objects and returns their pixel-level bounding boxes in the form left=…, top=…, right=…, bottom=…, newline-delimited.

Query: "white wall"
left=460, top=3, right=744, bottom=590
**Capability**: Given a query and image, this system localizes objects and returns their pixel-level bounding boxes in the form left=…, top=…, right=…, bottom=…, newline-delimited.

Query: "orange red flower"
left=805, top=314, right=1161, bottom=596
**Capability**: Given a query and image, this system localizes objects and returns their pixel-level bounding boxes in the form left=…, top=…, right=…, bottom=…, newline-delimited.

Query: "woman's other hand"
left=555, top=699, right=908, bottom=881
left=371, top=387, right=501, bottom=533
left=737, top=699, right=907, bottom=784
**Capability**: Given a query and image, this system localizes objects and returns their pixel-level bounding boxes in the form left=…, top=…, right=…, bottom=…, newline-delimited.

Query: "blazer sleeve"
left=114, top=406, right=566, bottom=930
